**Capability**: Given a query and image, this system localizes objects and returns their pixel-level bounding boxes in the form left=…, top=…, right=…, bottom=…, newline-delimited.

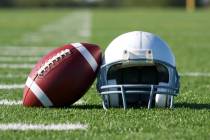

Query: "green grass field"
left=0, top=8, right=209, bottom=140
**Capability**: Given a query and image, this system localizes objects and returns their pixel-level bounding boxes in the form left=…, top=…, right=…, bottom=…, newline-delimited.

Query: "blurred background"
left=0, top=0, right=209, bottom=8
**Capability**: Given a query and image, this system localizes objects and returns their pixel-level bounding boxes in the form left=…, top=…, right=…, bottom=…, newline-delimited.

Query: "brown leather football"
left=23, top=43, right=102, bottom=107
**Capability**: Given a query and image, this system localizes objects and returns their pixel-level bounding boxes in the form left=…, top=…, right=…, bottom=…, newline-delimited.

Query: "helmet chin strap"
left=107, top=79, right=120, bottom=107
left=155, top=82, right=173, bottom=108
left=106, top=79, right=127, bottom=109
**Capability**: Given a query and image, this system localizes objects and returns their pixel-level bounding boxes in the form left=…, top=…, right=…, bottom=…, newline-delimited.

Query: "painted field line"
left=0, top=10, right=92, bottom=58
left=180, top=72, right=210, bottom=77
left=0, top=74, right=27, bottom=78
left=0, top=99, right=22, bottom=105
left=0, top=56, right=40, bottom=62
left=0, top=123, right=87, bottom=131
left=0, top=99, right=86, bottom=106
left=0, top=47, right=53, bottom=56
left=0, top=84, right=24, bottom=89
left=0, top=46, right=52, bottom=49
left=0, top=64, right=34, bottom=69
left=21, top=10, right=91, bottom=46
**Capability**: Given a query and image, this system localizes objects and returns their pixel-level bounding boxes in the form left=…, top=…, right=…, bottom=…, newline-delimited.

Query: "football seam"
left=37, top=49, right=71, bottom=76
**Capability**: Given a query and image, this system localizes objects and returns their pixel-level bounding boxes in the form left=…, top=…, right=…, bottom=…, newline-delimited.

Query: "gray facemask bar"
left=97, top=59, right=180, bottom=110
left=100, top=84, right=177, bottom=109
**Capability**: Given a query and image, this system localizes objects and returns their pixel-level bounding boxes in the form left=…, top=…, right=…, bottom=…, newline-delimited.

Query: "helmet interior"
left=107, top=62, right=169, bottom=107
left=107, top=62, right=169, bottom=84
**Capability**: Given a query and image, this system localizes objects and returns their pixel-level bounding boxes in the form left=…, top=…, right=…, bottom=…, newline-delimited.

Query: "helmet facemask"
left=97, top=60, right=179, bottom=109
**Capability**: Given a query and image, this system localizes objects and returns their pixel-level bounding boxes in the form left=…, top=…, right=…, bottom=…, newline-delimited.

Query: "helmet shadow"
left=49, top=103, right=210, bottom=110
left=175, top=102, right=210, bottom=110
left=71, top=103, right=210, bottom=110
left=70, top=104, right=102, bottom=109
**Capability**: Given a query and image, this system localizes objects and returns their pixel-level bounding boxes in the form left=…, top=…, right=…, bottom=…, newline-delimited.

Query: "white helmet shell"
left=104, top=31, right=176, bottom=67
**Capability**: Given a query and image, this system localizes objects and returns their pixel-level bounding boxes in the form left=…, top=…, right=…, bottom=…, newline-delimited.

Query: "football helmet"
left=97, top=31, right=180, bottom=109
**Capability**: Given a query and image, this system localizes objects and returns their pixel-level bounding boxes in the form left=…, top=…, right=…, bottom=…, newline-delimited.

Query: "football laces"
left=37, top=49, right=71, bottom=76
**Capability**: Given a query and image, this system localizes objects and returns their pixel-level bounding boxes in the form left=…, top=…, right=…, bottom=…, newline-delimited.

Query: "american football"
left=23, top=43, right=101, bottom=107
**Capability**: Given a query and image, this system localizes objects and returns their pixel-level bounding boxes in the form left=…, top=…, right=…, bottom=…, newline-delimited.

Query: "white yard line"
left=0, top=12, right=91, bottom=130
left=0, top=99, right=86, bottom=106
left=0, top=74, right=27, bottom=78
left=0, top=46, right=52, bottom=49
left=0, top=10, right=91, bottom=57
left=0, top=123, right=87, bottom=131
left=0, top=99, right=22, bottom=105
left=21, top=10, right=91, bottom=46
left=0, top=64, right=34, bottom=69
left=0, top=47, right=53, bottom=56
left=0, top=84, right=24, bottom=89
left=0, top=56, right=40, bottom=62
left=180, top=72, right=210, bottom=77
left=0, top=10, right=92, bottom=72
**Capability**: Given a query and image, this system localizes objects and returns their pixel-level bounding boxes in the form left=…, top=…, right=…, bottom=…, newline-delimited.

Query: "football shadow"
left=70, top=104, right=102, bottom=109
left=175, top=102, right=210, bottom=110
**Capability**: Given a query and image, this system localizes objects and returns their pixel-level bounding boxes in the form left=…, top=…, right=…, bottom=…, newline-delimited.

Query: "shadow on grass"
left=70, top=104, right=102, bottom=109
left=46, top=103, right=210, bottom=110
left=175, top=103, right=210, bottom=110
